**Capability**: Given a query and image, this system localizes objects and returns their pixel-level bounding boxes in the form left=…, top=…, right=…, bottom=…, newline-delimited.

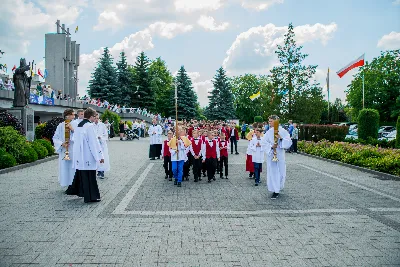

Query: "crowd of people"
left=0, top=77, right=14, bottom=90
left=147, top=118, right=294, bottom=199
left=53, top=104, right=298, bottom=202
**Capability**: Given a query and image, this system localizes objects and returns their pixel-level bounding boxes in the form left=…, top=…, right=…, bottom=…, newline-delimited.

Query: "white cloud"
left=193, top=79, right=213, bottom=107
left=377, top=32, right=400, bottom=50
left=148, top=22, right=193, bottom=39
left=392, top=0, right=400, bottom=5
left=78, top=22, right=192, bottom=96
left=174, top=0, right=223, bottom=12
left=223, top=23, right=338, bottom=75
left=197, top=15, right=229, bottom=31
left=240, top=0, right=284, bottom=10
left=0, top=0, right=86, bottom=54
left=93, top=11, right=123, bottom=31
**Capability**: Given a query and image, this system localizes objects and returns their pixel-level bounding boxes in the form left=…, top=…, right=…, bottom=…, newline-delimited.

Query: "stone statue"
left=13, top=58, right=31, bottom=107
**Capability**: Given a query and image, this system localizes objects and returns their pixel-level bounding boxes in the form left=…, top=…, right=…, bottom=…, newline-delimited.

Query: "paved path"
left=0, top=138, right=399, bottom=267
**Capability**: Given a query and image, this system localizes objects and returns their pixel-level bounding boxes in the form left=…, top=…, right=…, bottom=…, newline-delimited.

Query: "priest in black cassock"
left=148, top=118, right=163, bottom=160
left=72, top=108, right=104, bottom=203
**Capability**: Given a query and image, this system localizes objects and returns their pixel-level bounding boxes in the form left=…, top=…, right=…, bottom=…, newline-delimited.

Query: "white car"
left=346, top=133, right=358, bottom=140
left=379, top=130, right=396, bottom=141
left=378, top=126, right=396, bottom=138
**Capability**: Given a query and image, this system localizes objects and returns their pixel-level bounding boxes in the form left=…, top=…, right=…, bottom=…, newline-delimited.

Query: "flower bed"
left=298, top=140, right=400, bottom=176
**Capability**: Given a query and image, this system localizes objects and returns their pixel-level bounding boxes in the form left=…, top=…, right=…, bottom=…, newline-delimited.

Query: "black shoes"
left=225, top=176, right=228, bottom=179
left=150, top=158, right=155, bottom=160
left=174, top=179, right=177, bottom=185
left=235, top=152, right=239, bottom=155
left=220, top=176, right=224, bottom=179
left=271, top=193, right=279, bottom=199
left=177, top=182, right=181, bottom=187
left=208, top=180, right=211, bottom=183
left=213, top=176, right=216, bottom=181
left=194, top=179, right=198, bottom=182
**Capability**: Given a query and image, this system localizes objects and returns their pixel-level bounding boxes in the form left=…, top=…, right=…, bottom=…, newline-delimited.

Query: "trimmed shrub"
left=0, top=148, right=17, bottom=169
left=358, top=109, right=379, bottom=140
left=42, top=117, right=64, bottom=144
left=298, top=124, right=348, bottom=142
left=9, top=143, right=38, bottom=164
left=101, top=110, right=121, bottom=134
left=396, top=116, right=400, bottom=149
left=32, top=141, right=48, bottom=159
left=345, top=137, right=396, bottom=149
left=0, top=110, right=24, bottom=135
left=254, top=116, right=263, bottom=123
left=35, top=122, right=46, bottom=139
left=35, top=139, right=55, bottom=155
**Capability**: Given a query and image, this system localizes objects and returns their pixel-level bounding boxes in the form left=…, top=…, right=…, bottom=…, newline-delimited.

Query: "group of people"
left=0, top=77, right=14, bottom=90
left=149, top=117, right=292, bottom=199
left=53, top=108, right=110, bottom=203
left=118, top=120, right=147, bottom=140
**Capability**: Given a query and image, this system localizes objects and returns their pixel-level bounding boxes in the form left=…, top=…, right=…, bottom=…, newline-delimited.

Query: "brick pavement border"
left=0, top=155, right=58, bottom=175
left=298, top=152, right=400, bottom=181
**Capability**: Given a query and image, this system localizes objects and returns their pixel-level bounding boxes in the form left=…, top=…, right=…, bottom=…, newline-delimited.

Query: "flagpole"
left=327, top=67, right=330, bottom=123
left=362, top=68, right=365, bottom=109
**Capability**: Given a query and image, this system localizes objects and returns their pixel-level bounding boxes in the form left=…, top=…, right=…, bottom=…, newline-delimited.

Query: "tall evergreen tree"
left=270, top=23, right=321, bottom=120
left=205, top=67, right=235, bottom=120
left=116, top=51, right=132, bottom=105
left=131, top=52, right=154, bottom=110
left=88, top=47, right=120, bottom=104
left=149, top=57, right=174, bottom=116
left=170, top=66, right=198, bottom=120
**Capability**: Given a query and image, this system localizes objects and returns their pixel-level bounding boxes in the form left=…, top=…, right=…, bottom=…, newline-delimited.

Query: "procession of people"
left=53, top=108, right=292, bottom=202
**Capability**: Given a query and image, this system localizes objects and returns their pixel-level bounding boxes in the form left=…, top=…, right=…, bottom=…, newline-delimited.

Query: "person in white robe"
left=263, top=115, right=292, bottom=199
left=148, top=118, right=163, bottom=160
left=72, top=108, right=104, bottom=203
left=53, top=109, right=76, bottom=188
left=250, top=128, right=266, bottom=186
left=64, top=109, right=84, bottom=195
left=94, top=115, right=110, bottom=178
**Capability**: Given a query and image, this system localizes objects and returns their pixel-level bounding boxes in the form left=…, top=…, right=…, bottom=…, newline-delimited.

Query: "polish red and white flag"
left=336, top=54, right=364, bottom=78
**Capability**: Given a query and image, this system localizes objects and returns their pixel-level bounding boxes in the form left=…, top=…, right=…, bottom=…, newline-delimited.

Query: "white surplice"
left=263, top=126, right=292, bottom=193
left=94, top=122, right=110, bottom=172
left=148, top=124, right=163, bottom=145
left=53, top=122, right=76, bottom=187
left=72, top=121, right=104, bottom=171
left=250, top=137, right=266, bottom=163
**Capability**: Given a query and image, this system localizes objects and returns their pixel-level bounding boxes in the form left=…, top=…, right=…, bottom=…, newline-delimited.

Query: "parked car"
left=379, top=130, right=397, bottom=141
left=378, top=126, right=396, bottom=138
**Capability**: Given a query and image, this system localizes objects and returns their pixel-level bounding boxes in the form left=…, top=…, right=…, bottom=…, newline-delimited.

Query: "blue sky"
left=1, top=0, right=399, bottom=106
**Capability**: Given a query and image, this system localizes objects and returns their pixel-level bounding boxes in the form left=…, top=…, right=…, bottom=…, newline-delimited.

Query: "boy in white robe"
left=148, top=119, right=163, bottom=160
left=94, top=115, right=110, bottom=178
left=53, top=109, right=76, bottom=188
left=250, top=128, right=266, bottom=186
left=72, top=108, right=104, bottom=203
left=263, top=115, right=292, bottom=199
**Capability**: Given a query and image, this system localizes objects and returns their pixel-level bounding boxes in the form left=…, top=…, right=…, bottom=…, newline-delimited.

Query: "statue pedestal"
left=7, top=107, right=35, bottom=141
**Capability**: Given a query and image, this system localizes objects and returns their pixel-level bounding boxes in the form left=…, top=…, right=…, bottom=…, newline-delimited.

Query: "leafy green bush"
left=35, top=123, right=46, bottom=139
left=298, top=140, right=400, bottom=176
left=0, top=110, right=24, bottom=135
left=32, top=141, right=48, bottom=159
left=0, top=148, right=17, bottom=169
left=298, top=124, right=348, bottom=142
left=358, top=109, right=379, bottom=140
left=9, top=143, right=38, bottom=164
left=344, top=137, right=396, bottom=149
left=254, top=116, right=263, bottom=123
left=396, top=116, right=400, bottom=149
left=101, top=110, right=121, bottom=134
left=35, top=139, right=55, bottom=155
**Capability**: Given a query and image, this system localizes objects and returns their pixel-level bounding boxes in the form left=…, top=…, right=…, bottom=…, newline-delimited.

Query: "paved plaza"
left=0, top=138, right=399, bottom=267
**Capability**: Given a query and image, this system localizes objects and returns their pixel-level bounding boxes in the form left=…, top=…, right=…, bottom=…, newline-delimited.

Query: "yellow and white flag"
left=249, top=91, right=260, bottom=101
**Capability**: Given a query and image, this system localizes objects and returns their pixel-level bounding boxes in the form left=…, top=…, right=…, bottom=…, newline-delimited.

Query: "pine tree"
left=170, top=66, right=198, bottom=120
left=116, top=51, right=132, bottom=105
left=270, top=23, right=320, bottom=120
left=149, top=57, right=174, bottom=117
left=205, top=67, right=235, bottom=120
left=131, top=52, right=154, bottom=111
left=88, top=47, right=120, bottom=104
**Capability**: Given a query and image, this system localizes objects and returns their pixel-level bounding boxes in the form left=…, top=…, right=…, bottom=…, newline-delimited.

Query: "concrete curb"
left=298, top=152, right=400, bottom=181
left=0, top=155, right=58, bottom=175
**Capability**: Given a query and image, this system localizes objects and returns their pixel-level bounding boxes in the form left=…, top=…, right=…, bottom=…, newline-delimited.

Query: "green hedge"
left=358, top=109, right=379, bottom=140
left=32, top=141, right=48, bottom=159
left=298, top=140, right=400, bottom=176
left=254, top=116, right=263, bottom=123
left=35, top=139, right=55, bottom=155
left=0, top=148, right=17, bottom=169
left=9, top=143, right=38, bottom=164
left=396, top=116, right=400, bottom=149
left=298, top=124, right=348, bottom=142
left=345, top=137, right=396, bottom=149
left=35, top=123, right=46, bottom=139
